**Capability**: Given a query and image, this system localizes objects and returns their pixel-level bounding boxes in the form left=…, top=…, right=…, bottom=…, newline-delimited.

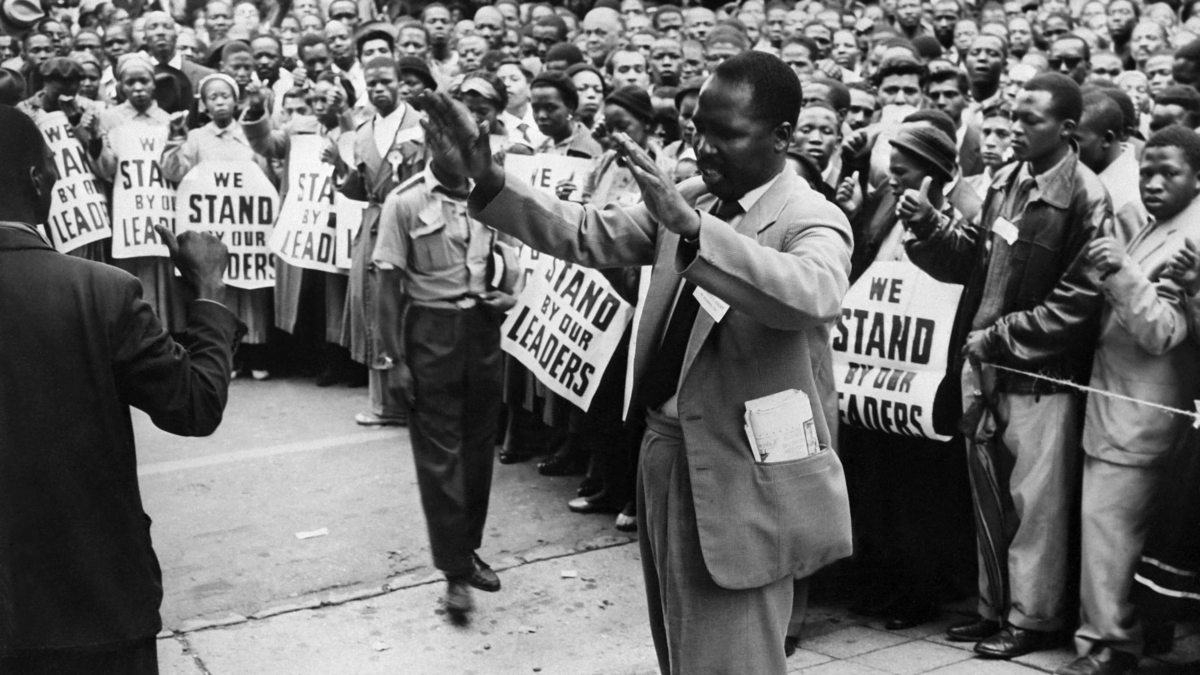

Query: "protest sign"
left=502, top=255, right=634, bottom=411
left=831, top=261, right=962, bottom=441
left=109, top=122, right=175, bottom=258
left=37, top=111, right=111, bottom=253
left=505, top=153, right=593, bottom=200
left=334, top=194, right=365, bottom=271
left=269, top=136, right=338, bottom=273
left=175, top=161, right=280, bottom=289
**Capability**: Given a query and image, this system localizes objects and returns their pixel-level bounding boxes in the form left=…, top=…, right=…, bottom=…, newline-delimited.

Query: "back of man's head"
left=1080, top=90, right=1126, bottom=140
left=712, top=50, right=802, bottom=131
left=0, top=105, right=46, bottom=203
left=1023, top=72, right=1083, bottom=123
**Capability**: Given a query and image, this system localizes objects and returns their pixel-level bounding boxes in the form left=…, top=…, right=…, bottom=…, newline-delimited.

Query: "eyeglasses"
left=331, top=12, right=357, bottom=20
left=1093, top=67, right=1122, bottom=78
left=1048, top=56, right=1084, bottom=70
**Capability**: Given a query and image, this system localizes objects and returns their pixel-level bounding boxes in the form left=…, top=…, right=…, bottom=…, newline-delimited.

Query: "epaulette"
left=391, top=172, right=427, bottom=197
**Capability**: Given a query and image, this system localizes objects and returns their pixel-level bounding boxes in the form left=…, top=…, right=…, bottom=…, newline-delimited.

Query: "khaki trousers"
left=1074, top=454, right=1165, bottom=657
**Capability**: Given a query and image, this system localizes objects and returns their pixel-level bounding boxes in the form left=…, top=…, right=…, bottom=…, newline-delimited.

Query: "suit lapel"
left=682, top=172, right=795, bottom=385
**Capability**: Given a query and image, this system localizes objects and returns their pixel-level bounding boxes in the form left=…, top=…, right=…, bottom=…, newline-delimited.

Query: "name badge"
left=993, top=217, right=1019, bottom=246
left=694, top=286, right=729, bottom=323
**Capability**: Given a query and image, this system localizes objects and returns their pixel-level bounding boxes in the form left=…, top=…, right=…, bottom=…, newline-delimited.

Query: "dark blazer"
left=178, top=57, right=215, bottom=90
left=0, top=226, right=244, bottom=651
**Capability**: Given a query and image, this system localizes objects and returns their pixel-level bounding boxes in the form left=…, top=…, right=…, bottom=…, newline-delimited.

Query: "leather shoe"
left=784, top=635, right=800, bottom=657
left=946, top=618, right=1001, bottom=642
left=537, top=453, right=587, bottom=476
left=444, top=578, right=472, bottom=619
left=498, top=447, right=533, bottom=464
left=567, top=496, right=622, bottom=514
left=885, top=602, right=938, bottom=630
left=974, top=626, right=1060, bottom=659
left=466, top=553, right=500, bottom=592
left=1054, top=648, right=1138, bottom=675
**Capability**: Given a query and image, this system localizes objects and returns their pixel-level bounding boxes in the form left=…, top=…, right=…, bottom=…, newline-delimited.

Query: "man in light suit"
left=415, top=51, right=854, bottom=674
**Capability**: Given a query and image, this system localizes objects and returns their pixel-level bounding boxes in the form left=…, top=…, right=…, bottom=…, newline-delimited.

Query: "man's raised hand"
left=156, top=225, right=229, bottom=303
left=412, top=91, right=499, bottom=186
left=612, top=131, right=699, bottom=238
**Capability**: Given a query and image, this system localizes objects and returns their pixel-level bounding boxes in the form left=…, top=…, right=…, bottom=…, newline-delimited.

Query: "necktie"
left=640, top=199, right=743, bottom=411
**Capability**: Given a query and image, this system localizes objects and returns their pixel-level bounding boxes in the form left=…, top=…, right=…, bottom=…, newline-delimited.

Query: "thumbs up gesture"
left=897, top=175, right=937, bottom=236
left=835, top=171, right=862, bottom=217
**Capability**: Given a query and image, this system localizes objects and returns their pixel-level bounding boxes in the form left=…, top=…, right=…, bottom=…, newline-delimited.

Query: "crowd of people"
left=6, top=0, right=1200, bottom=672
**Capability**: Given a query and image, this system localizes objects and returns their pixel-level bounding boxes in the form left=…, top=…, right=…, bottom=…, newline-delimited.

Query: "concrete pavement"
left=136, top=378, right=1200, bottom=674
left=155, top=537, right=1200, bottom=674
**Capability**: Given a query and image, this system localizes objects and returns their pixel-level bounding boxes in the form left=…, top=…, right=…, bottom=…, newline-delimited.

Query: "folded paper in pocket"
left=744, top=389, right=820, bottom=463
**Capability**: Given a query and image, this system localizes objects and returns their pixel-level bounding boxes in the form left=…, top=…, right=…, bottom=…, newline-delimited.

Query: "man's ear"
left=774, top=121, right=793, bottom=153
left=1060, top=118, right=1077, bottom=141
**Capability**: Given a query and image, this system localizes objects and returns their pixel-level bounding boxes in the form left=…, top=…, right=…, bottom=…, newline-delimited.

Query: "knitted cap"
left=889, top=123, right=957, bottom=183
left=605, top=85, right=654, bottom=124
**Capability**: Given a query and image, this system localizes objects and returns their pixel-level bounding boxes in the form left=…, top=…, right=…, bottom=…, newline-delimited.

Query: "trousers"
left=976, top=392, right=1079, bottom=631
left=638, top=408, right=793, bottom=675
left=406, top=305, right=503, bottom=576
left=1075, top=454, right=1165, bottom=657
left=0, top=637, right=158, bottom=675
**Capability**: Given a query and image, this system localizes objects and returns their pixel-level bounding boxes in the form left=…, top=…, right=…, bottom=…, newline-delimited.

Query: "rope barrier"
left=981, top=363, right=1200, bottom=428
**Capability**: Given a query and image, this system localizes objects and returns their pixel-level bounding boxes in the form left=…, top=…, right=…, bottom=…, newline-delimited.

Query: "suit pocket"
left=768, top=449, right=853, bottom=577
left=754, top=447, right=833, bottom=482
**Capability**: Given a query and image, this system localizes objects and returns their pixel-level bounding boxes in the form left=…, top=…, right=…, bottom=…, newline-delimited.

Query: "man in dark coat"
left=0, top=104, right=244, bottom=674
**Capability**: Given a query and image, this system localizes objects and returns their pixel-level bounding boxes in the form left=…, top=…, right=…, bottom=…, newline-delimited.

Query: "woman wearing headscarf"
left=161, top=73, right=279, bottom=378
left=92, top=52, right=183, bottom=328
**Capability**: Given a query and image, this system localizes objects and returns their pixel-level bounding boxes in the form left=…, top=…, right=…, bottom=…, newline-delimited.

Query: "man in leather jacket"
left=905, top=73, right=1112, bottom=660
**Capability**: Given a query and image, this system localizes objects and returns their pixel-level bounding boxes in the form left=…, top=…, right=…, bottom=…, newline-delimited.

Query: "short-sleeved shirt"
left=372, top=167, right=494, bottom=303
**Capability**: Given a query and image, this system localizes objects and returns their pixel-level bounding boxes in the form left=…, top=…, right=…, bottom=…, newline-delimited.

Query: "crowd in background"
left=6, top=0, right=1200, bottom=671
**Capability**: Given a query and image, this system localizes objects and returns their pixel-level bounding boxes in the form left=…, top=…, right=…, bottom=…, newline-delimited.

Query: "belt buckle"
left=455, top=296, right=478, bottom=310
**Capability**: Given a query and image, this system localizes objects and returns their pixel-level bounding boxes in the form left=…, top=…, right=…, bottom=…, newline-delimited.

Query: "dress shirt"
left=659, top=170, right=784, bottom=418
left=374, top=103, right=408, bottom=158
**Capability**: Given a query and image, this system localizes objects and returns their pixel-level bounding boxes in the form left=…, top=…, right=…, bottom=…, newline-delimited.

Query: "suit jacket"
left=178, top=57, right=215, bottom=90
left=1084, top=197, right=1200, bottom=468
left=340, top=106, right=425, bottom=365
left=0, top=226, right=244, bottom=651
left=959, top=122, right=984, bottom=178
left=472, top=168, right=854, bottom=589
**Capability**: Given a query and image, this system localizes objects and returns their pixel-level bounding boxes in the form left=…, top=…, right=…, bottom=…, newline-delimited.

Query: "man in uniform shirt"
left=372, top=158, right=514, bottom=620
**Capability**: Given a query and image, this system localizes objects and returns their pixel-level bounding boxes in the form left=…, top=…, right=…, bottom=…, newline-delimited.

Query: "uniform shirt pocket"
left=409, top=205, right=455, bottom=271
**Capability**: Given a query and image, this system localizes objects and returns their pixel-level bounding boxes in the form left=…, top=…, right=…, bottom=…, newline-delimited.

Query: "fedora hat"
left=0, top=0, right=45, bottom=37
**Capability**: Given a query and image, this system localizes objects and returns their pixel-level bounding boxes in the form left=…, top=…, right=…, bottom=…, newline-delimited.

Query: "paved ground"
left=136, top=377, right=1200, bottom=674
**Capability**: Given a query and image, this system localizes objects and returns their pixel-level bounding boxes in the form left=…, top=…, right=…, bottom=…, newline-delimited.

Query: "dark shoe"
left=946, top=618, right=1002, bottom=642
left=885, top=602, right=939, bottom=630
left=498, top=447, right=533, bottom=464
left=466, top=553, right=500, bottom=592
left=567, top=496, right=623, bottom=514
left=577, top=475, right=603, bottom=497
left=1054, top=648, right=1138, bottom=675
left=537, top=453, right=587, bottom=476
left=784, top=635, right=800, bottom=657
left=974, top=627, right=1060, bottom=659
left=444, top=578, right=472, bottom=619
left=315, top=363, right=342, bottom=387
